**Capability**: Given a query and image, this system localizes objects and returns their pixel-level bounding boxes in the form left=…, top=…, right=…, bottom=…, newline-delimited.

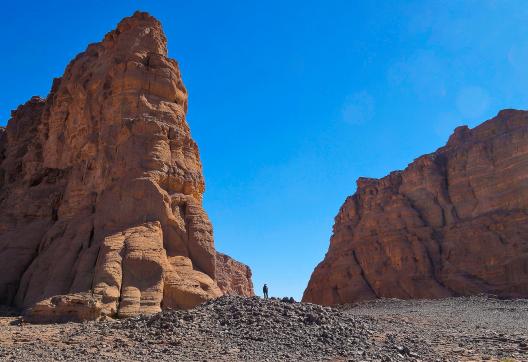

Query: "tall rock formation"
left=215, top=252, right=254, bottom=297
left=304, top=110, right=528, bottom=305
left=0, top=11, right=253, bottom=321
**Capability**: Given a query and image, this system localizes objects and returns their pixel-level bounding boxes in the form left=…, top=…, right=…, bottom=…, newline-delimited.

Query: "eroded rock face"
left=24, top=293, right=103, bottom=323
left=0, top=11, right=252, bottom=320
left=304, top=110, right=528, bottom=305
left=215, top=252, right=255, bottom=297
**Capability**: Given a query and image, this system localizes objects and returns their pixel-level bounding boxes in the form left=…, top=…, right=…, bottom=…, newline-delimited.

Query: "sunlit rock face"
left=0, top=11, right=253, bottom=321
left=215, top=252, right=255, bottom=297
left=304, top=110, right=528, bottom=305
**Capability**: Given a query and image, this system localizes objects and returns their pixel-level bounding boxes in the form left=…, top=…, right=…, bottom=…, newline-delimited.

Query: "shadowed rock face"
left=303, top=110, right=528, bottom=305
left=0, top=11, right=253, bottom=320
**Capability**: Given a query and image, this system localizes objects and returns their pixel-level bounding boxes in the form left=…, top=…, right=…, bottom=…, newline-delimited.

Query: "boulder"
left=24, top=293, right=103, bottom=323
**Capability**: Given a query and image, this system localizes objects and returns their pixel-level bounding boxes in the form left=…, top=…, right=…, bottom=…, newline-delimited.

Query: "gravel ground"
left=0, top=296, right=527, bottom=361
left=343, top=296, right=528, bottom=361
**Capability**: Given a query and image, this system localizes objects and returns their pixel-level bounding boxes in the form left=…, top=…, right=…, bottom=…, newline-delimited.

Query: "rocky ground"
left=0, top=296, right=526, bottom=361
left=344, top=296, right=528, bottom=361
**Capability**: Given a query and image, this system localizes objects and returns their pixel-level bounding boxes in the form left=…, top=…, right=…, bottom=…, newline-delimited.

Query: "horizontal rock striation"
left=303, top=110, right=528, bottom=305
left=215, top=252, right=255, bottom=297
left=0, top=11, right=253, bottom=320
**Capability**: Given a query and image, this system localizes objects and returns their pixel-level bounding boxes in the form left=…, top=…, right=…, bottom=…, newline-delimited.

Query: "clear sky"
left=2, top=1, right=528, bottom=300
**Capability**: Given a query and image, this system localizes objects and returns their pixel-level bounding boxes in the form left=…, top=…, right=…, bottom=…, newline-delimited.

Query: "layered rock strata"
left=215, top=252, right=255, bottom=297
left=304, top=110, right=528, bottom=305
left=0, top=11, right=253, bottom=320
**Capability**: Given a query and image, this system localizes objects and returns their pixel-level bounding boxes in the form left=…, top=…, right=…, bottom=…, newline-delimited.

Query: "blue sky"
left=2, top=1, right=528, bottom=300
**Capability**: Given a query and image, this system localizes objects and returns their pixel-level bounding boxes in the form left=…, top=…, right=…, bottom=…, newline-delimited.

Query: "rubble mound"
left=110, top=296, right=376, bottom=360
left=1, top=296, right=527, bottom=360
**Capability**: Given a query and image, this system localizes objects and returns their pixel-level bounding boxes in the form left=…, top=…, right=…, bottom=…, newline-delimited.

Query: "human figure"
left=263, top=283, right=269, bottom=299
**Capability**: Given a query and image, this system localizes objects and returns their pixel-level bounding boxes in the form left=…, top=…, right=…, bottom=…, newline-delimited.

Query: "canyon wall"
left=0, top=12, right=253, bottom=321
left=304, top=110, right=528, bottom=305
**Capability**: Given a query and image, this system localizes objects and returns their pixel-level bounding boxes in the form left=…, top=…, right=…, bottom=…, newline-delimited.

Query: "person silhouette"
left=263, top=283, right=269, bottom=299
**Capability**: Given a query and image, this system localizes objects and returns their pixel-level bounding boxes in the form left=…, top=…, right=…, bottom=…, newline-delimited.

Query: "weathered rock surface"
left=215, top=252, right=255, bottom=297
left=304, top=110, right=528, bottom=305
left=24, top=293, right=103, bottom=324
left=0, top=11, right=252, bottom=320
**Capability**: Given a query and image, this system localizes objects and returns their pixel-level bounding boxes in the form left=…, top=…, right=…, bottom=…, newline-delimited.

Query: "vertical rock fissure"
left=89, top=244, right=103, bottom=292
left=116, top=241, right=128, bottom=315
left=351, top=250, right=378, bottom=298
left=67, top=242, right=86, bottom=292
left=419, top=233, right=456, bottom=295
left=87, top=225, right=95, bottom=248
left=10, top=245, right=40, bottom=305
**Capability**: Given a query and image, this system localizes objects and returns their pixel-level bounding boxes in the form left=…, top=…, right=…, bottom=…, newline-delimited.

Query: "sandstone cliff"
left=0, top=11, right=253, bottom=321
left=215, top=252, right=255, bottom=297
left=303, top=110, right=528, bottom=305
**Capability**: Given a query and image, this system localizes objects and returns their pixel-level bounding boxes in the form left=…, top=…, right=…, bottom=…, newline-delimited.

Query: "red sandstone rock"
left=0, top=12, right=253, bottom=320
left=215, top=252, right=255, bottom=297
left=303, top=110, right=528, bottom=305
left=24, top=293, right=103, bottom=323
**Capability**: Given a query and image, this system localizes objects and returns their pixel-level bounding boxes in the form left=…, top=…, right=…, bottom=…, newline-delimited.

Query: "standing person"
left=263, top=283, right=269, bottom=299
